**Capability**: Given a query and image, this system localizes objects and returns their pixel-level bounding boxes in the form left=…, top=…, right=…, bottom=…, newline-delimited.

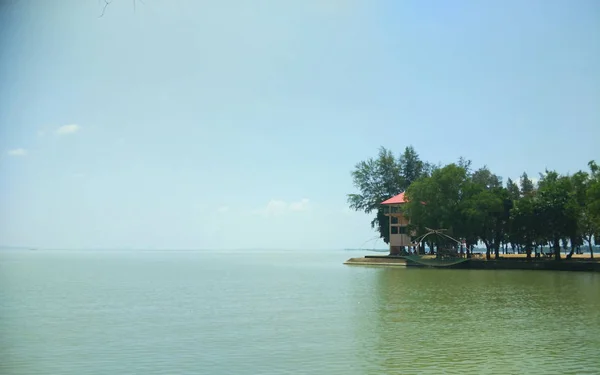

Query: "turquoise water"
left=1, top=250, right=599, bottom=374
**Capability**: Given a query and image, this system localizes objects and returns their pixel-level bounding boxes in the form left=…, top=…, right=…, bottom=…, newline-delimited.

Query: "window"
left=391, top=226, right=407, bottom=235
left=391, top=216, right=399, bottom=224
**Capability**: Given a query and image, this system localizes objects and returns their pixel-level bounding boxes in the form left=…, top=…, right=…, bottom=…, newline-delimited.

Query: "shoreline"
left=344, top=257, right=406, bottom=267
left=345, top=254, right=600, bottom=272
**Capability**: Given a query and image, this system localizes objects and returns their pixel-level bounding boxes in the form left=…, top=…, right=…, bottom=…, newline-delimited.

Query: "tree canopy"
left=347, top=146, right=433, bottom=244
left=348, top=146, right=600, bottom=260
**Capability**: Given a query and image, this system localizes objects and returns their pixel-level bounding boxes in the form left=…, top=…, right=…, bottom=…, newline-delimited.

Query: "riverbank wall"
left=344, top=257, right=406, bottom=267
left=458, top=258, right=600, bottom=272
left=347, top=255, right=600, bottom=272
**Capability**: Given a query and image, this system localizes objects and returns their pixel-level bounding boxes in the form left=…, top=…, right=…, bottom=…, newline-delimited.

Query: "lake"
left=1, top=249, right=599, bottom=374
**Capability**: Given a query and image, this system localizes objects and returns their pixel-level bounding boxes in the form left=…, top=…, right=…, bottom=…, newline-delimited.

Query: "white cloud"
left=7, top=148, right=27, bottom=157
left=217, top=206, right=229, bottom=213
left=56, top=124, right=80, bottom=135
left=255, top=198, right=311, bottom=217
left=264, top=200, right=288, bottom=216
left=289, top=198, right=310, bottom=211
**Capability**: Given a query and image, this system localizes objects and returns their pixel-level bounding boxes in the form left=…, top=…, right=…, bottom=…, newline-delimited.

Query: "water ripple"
left=1, top=251, right=599, bottom=374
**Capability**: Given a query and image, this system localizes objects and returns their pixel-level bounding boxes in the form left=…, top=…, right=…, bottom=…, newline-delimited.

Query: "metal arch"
left=414, top=227, right=462, bottom=253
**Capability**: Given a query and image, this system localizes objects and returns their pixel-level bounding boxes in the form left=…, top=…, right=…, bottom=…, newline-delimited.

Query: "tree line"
left=348, top=146, right=600, bottom=260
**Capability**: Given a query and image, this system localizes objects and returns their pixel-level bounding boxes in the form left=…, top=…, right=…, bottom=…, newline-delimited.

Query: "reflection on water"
left=365, top=268, right=600, bottom=374
left=1, top=250, right=599, bottom=374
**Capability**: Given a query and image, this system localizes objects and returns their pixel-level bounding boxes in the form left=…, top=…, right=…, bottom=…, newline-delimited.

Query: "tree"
left=536, top=171, right=578, bottom=260
left=471, top=166, right=502, bottom=189
left=584, top=161, right=600, bottom=258
left=347, top=147, right=402, bottom=243
left=404, top=163, right=470, bottom=253
left=565, top=171, right=589, bottom=259
left=347, top=146, right=428, bottom=244
left=506, top=178, right=520, bottom=201
left=469, top=190, right=509, bottom=259
left=348, top=149, right=599, bottom=261
left=520, top=172, right=536, bottom=197
left=511, top=195, right=539, bottom=259
left=398, top=146, right=429, bottom=186
left=587, top=162, right=600, bottom=226
left=459, top=167, right=509, bottom=260
left=580, top=209, right=596, bottom=259
left=506, top=178, right=522, bottom=253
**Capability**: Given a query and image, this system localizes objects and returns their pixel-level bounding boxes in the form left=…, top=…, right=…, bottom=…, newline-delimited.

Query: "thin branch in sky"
left=99, top=0, right=113, bottom=18
left=99, top=0, right=143, bottom=18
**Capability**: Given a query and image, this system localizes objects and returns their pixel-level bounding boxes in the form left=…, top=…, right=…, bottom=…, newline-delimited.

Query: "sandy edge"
left=344, top=257, right=407, bottom=266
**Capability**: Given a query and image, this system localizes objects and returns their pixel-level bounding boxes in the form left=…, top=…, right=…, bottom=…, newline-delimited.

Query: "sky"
left=0, top=0, right=598, bottom=250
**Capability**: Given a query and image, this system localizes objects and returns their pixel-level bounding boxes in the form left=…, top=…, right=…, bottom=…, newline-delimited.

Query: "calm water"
left=1, top=250, right=599, bottom=374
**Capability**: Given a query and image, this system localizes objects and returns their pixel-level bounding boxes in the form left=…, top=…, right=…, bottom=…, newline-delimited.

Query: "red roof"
left=381, top=192, right=407, bottom=205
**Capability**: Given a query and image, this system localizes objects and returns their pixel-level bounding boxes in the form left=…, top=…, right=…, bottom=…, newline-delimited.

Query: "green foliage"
left=510, top=195, right=538, bottom=257
left=347, top=146, right=428, bottom=243
left=506, top=178, right=520, bottom=201
left=587, top=162, right=600, bottom=222
left=347, top=147, right=402, bottom=214
left=405, top=163, right=469, bottom=236
left=535, top=173, right=578, bottom=259
left=586, top=161, right=600, bottom=257
left=348, top=145, right=600, bottom=258
left=520, top=172, right=536, bottom=197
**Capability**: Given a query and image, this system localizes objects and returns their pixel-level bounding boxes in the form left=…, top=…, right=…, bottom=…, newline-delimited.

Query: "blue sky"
left=0, top=0, right=598, bottom=250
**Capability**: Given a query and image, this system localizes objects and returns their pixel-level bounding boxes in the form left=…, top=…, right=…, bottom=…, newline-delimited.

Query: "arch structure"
left=406, top=228, right=470, bottom=268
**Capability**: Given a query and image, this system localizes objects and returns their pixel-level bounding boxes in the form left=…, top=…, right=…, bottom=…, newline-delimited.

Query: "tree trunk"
left=553, top=238, right=561, bottom=261
left=525, top=242, right=532, bottom=260
left=567, top=237, right=576, bottom=259
left=484, top=242, right=491, bottom=260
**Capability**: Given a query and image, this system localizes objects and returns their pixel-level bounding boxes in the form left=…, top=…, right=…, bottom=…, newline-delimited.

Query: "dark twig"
left=99, top=0, right=113, bottom=18
left=99, top=0, right=142, bottom=18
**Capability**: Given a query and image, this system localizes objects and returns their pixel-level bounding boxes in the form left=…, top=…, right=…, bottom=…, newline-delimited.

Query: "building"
left=381, top=192, right=415, bottom=255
